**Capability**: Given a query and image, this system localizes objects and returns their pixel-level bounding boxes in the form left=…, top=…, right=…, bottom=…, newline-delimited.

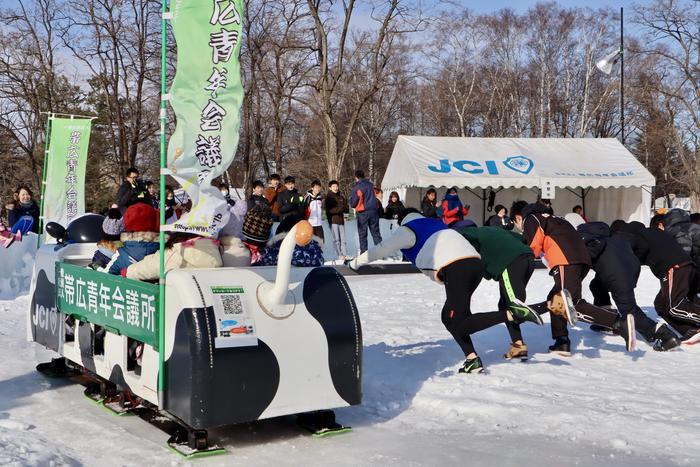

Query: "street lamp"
left=595, top=7, right=625, bottom=144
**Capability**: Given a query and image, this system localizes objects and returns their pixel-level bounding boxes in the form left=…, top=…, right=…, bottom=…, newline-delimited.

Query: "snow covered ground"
left=1, top=268, right=699, bottom=466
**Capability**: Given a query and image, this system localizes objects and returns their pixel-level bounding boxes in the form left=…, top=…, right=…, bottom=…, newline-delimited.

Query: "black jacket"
left=247, top=194, right=268, bottom=211
left=662, top=209, right=700, bottom=268
left=487, top=214, right=515, bottom=230
left=384, top=201, right=405, bottom=220
left=578, top=222, right=640, bottom=293
left=277, top=188, right=305, bottom=220
left=324, top=191, right=348, bottom=225
left=421, top=199, right=438, bottom=218
left=116, top=180, right=149, bottom=213
left=611, top=221, right=691, bottom=278
left=8, top=201, right=40, bottom=233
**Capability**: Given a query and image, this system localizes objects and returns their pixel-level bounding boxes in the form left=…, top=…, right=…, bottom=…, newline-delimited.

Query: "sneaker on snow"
left=652, top=324, right=680, bottom=351
left=503, top=341, right=528, bottom=360
left=548, top=290, right=578, bottom=327
left=458, top=356, right=484, bottom=374
left=680, top=328, right=700, bottom=346
left=613, top=314, right=637, bottom=352
left=507, top=299, right=543, bottom=325
left=548, top=336, right=571, bottom=356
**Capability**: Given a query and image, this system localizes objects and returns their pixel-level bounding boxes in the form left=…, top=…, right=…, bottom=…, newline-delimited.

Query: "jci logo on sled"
left=428, top=156, right=534, bottom=175
left=33, top=304, right=59, bottom=334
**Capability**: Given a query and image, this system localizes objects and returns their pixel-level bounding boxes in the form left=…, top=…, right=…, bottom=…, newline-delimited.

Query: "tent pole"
left=158, top=0, right=168, bottom=409
left=37, top=113, right=53, bottom=248
left=581, top=188, right=586, bottom=217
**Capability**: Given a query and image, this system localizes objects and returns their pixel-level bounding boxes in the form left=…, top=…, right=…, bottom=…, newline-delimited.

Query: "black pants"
left=498, top=254, right=534, bottom=343
left=654, top=264, right=700, bottom=335
left=441, top=258, right=507, bottom=357
left=357, top=210, right=382, bottom=254
left=312, top=225, right=325, bottom=242
left=590, top=275, right=658, bottom=342
left=544, top=264, right=618, bottom=339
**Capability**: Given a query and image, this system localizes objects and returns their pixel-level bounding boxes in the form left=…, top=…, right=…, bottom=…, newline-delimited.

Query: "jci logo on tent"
left=428, top=156, right=534, bottom=175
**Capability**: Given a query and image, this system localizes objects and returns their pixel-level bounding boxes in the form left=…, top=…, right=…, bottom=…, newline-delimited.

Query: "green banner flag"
left=167, top=0, right=245, bottom=236
left=42, top=117, right=92, bottom=239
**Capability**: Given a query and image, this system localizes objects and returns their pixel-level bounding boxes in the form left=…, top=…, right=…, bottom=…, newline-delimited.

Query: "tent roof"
left=381, top=136, right=655, bottom=191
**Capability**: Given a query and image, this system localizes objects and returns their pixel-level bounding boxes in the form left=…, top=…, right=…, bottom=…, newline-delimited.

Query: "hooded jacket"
left=348, top=179, right=379, bottom=213
left=457, top=226, right=532, bottom=280
left=521, top=203, right=591, bottom=269
left=662, top=209, right=700, bottom=268
left=578, top=222, right=640, bottom=293
left=126, top=237, right=223, bottom=281
left=108, top=231, right=160, bottom=275
left=611, top=221, right=691, bottom=278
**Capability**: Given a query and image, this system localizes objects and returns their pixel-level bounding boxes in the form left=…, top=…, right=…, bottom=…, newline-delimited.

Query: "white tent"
left=381, top=136, right=655, bottom=225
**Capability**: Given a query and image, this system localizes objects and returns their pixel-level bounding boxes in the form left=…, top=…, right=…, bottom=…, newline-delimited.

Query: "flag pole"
left=158, top=0, right=169, bottom=408
left=37, top=113, right=53, bottom=248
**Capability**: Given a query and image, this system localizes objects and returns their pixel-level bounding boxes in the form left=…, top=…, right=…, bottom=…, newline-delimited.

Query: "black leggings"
left=498, top=254, right=534, bottom=343
left=440, top=258, right=508, bottom=356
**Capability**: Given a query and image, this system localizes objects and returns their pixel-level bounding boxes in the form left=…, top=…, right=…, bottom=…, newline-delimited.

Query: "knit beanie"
left=242, top=204, right=273, bottom=244
left=123, top=203, right=158, bottom=233
left=102, top=208, right=124, bottom=241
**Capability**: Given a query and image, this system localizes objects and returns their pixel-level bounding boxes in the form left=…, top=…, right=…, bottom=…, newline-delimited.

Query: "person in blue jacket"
left=108, top=203, right=159, bottom=276
left=349, top=170, right=382, bottom=254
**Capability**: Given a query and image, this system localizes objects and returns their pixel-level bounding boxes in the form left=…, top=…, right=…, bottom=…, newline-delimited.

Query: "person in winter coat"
left=303, top=180, right=325, bottom=242
left=239, top=203, right=274, bottom=264
left=277, top=176, right=306, bottom=221
left=247, top=180, right=268, bottom=210
left=116, top=167, right=150, bottom=214
left=662, top=208, right=700, bottom=269
left=578, top=221, right=679, bottom=351
left=486, top=205, right=514, bottom=230
left=256, top=214, right=324, bottom=267
left=89, top=208, right=125, bottom=271
left=145, top=181, right=159, bottom=210
left=421, top=188, right=439, bottom=218
left=108, top=203, right=160, bottom=275
left=347, top=208, right=542, bottom=374
left=125, top=233, right=223, bottom=281
left=374, top=188, right=385, bottom=219
left=515, top=202, right=634, bottom=355
left=349, top=170, right=382, bottom=254
left=8, top=185, right=40, bottom=234
left=611, top=220, right=700, bottom=345
left=384, top=191, right=406, bottom=220
left=457, top=226, right=538, bottom=360
left=264, top=174, right=284, bottom=221
left=441, top=187, right=469, bottom=226
left=324, top=180, right=349, bottom=259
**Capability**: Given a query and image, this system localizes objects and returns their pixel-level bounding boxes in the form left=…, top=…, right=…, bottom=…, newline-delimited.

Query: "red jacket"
left=441, top=200, right=469, bottom=225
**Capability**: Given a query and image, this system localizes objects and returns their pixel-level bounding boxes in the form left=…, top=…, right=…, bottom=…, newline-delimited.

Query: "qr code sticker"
left=220, top=294, right=243, bottom=314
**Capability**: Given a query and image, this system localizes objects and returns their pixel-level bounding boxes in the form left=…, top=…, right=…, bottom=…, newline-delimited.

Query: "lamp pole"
left=620, top=7, right=625, bottom=145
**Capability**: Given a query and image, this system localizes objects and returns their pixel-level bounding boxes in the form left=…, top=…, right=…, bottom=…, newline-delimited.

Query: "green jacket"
left=458, top=226, right=533, bottom=280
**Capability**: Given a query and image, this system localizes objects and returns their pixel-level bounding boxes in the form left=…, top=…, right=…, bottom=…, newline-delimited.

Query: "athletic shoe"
left=613, top=314, right=637, bottom=352
left=508, top=299, right=543, bottom=325
left=458, top=356, right=484, bottom=374
left=548, top=336, right=571, bottom=356
left=503, top=341, right=528, bottom=360
left=652, top=324, right=680, bottom=351
left=589, top=324, right=611, bottom=333
left=548, top=290, right=578, bottom=326
left=680, top=328, right=700, bottom=346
